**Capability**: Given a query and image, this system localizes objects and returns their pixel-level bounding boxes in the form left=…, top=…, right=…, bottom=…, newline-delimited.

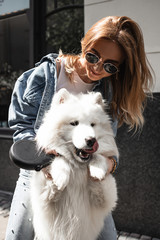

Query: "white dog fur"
left=31, top=89, right=118, bottom=240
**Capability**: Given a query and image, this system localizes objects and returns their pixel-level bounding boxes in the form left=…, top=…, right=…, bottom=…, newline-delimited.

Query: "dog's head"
left=36, top=89, right=113, bottom=164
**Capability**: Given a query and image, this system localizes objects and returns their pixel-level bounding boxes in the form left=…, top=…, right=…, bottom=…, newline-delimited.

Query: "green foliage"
left=46, top=0, right=84, bottom=54
left=0, top=63, right=23, bottom=90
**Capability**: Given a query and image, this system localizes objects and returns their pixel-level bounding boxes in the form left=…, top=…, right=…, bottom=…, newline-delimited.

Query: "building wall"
left=84, top=0, right=160, bottom=92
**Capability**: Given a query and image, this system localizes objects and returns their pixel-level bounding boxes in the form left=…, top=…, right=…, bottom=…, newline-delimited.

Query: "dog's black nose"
left=86, top=138, right=96, bottom=148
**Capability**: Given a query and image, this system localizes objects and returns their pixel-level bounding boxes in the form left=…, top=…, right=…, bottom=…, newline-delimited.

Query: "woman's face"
left=79, top=39, right=124, bottom=83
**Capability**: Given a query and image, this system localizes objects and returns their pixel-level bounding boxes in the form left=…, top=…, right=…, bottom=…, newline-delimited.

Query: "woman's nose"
left=92, top=62, right=103, bottom=72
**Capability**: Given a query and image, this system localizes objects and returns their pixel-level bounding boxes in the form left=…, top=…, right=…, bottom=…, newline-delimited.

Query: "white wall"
left=84, top=0, right=160, bottom=92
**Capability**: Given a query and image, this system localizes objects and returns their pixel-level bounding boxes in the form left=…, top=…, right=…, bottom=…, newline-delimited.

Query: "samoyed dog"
left=31, top=88, right=118, bottom=240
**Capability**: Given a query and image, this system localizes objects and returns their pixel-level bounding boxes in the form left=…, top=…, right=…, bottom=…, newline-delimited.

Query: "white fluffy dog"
left=31, top=89, right=118, bottom=240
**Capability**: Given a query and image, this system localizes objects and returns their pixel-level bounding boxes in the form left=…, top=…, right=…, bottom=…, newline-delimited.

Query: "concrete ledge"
left=0, top=134, right=19, bottom=192
left=0, top=127, right=15, bottom=140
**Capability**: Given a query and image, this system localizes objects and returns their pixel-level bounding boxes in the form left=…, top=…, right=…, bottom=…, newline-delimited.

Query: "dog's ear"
left=52, top=88, right=70, bottom=105
left=93, top=92, right=103, bottom=106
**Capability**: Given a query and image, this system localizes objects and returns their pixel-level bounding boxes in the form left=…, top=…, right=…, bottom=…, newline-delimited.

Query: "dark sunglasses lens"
left=85, top=53, right=99, bottom=64
left=104, top=63, right=118, bottom=74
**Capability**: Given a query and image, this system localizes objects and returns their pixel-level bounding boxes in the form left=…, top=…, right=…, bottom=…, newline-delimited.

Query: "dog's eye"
left=70, top=121, right=79, bottom=126
left=91, top=123, right=95, bottom=127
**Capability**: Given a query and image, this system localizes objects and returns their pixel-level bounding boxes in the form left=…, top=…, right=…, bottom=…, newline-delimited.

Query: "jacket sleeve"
left=8, top=62, right=51, bottom=142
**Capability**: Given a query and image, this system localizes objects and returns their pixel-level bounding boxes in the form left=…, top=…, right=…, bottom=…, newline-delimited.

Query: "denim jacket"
left=9, top=53, right=118, bottom=143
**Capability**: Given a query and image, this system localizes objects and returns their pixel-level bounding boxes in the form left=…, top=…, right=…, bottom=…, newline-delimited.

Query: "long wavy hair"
left=59, top=16, right=154, bottom=130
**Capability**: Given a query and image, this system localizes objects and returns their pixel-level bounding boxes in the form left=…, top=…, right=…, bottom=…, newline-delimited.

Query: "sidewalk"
left=0, top=190, right=13, bottom=240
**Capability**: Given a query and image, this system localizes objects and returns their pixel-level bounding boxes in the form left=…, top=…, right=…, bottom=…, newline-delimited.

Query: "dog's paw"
left=89, top=155, right=108, bottom=181
left=89, top=165, right=106, bottom=180
left=50, top=157, right=70, bottom=191
left=41, top=181, right=58, bottom=201
left=52, top=171, right=69, bottom=191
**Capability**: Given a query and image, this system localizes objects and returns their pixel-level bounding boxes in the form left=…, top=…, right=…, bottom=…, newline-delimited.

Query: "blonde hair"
left=59, top=16, right=154, bottom=130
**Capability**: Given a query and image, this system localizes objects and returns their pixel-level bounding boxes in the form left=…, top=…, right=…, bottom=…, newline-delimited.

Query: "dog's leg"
left=88, top=154, right=108, bottom=180
left=88, top=174, right=117, bottom=213
left=38, top=157, right=71, bottom=203
left=50, top=156, right=71, bottom=191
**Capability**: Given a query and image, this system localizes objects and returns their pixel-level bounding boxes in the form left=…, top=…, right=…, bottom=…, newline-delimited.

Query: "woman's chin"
left=88, top=69, right=102, bottom=81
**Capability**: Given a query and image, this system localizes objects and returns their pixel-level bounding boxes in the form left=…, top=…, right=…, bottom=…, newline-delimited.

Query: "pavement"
left=0, top=190, right=13, bottom=240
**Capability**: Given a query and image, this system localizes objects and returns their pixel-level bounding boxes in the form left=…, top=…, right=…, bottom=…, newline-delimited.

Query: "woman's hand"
left=45, top=149, right=59, bottom=156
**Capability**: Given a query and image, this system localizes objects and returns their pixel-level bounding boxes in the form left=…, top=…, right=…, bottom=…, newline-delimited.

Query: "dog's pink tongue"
left=93, top=141, right=99, bottom=152
left=85, top=141, right=99, bottom=153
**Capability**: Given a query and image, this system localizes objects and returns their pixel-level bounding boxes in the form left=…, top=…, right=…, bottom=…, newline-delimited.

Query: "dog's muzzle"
left=75, top=138, right=99, bottom=161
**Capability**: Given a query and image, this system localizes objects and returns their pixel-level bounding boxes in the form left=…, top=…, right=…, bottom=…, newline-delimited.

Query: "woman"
left=6, top=16, right=153, bottom=240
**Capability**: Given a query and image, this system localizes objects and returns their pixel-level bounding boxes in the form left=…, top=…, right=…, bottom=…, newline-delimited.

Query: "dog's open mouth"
left=75, top=141, right=99, bottom=161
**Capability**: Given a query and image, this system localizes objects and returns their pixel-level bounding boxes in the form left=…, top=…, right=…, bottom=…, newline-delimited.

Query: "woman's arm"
left=8, top=62, right=52, bottom=142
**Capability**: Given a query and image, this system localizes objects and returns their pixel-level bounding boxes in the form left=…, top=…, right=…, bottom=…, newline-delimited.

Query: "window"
left=46, top=0, right=84, bottom=54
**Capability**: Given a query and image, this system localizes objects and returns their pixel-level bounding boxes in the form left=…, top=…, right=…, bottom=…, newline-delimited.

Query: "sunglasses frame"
left=85, top=52, right=119, bottom=74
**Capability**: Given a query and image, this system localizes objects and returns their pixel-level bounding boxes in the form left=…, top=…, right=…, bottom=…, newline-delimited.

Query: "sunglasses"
left=85, top=52, right=119, bottom=74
